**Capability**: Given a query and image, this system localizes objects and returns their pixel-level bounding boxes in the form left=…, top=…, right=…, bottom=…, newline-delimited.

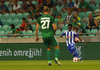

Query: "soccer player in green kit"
left=35, top=6, right=61, bottom=66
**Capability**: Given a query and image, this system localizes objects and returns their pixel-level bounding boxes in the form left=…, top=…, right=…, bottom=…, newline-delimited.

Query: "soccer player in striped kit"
left=60, top=24, right=84, bottom=61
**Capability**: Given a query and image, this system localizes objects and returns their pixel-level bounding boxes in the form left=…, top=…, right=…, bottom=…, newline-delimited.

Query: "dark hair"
left=36, top=10, right=40, bottom=12
left=73, top=17, right=77, bottom=19
left=10, top=24, right=15, bottom=29
left=73, top=27, right=78, bottom=31
left=22, top=18, right=26, bottom=20
left=1, top=1, right=4, bottom=3
left=14, top=1, right=17, bottom=3
left=52, top=5, right=55, bottom=7
left=23, top=0, right=27, bottom=3
left=68, top=24, right=72, bottom=27
left=99, top=3, right=100, bottom=5
left=29, top=0, right=32, bottom=2
left=73, top=27, right=77, bottom=30
left=16, top=28, right=20, bottom=31
left=30, top=5, right=34, bottom=8
left=25, top=21, right=29, bottom=23
left=43, top=6, right=49, bottom=12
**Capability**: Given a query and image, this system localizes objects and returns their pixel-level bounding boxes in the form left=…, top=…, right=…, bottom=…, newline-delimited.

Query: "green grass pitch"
left=0, top=60, right=100, bottom=70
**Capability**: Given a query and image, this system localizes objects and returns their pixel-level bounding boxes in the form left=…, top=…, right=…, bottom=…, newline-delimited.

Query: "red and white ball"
left=73, top=57, right=79, bottom=62
left=75, top=37, right=80, bottom=42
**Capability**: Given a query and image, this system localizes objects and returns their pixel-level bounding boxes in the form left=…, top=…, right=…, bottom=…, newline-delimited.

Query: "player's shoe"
left=48, top=62, right=52, bottom=66
left=79, top=57, right=83, bottom=62
left=54, top=60, right=61, bottom=66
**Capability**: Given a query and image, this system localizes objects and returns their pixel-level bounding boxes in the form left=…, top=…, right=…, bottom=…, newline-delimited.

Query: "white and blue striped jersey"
left=62, top=30, right=79, bottom=46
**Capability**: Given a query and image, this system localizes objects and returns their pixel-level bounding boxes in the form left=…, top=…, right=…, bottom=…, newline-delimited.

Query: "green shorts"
left=42, top=36, right=59, bottom=47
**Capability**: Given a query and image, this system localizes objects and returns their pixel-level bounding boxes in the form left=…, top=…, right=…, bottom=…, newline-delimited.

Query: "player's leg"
left=47, top=46, right=52, bottom=65
left=54, top=45, right=60, bottom=61
left=69, top=48, right=79, bottom=57
left=43, top=37, right=52, bottom=65
left=68, top=43, right=79, bottom=57
left=50, top=37, right=61, bottom=65
left=70, top=49, right=83, bottom=62
left=69, top=43, right=83, bottom=61
left=54, top=45, right=61, bottom=65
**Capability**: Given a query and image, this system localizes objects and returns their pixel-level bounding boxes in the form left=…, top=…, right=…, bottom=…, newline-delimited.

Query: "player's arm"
left=60, top=31, right=66, bottom=38
left=52, top=16, right=57, bottom=35
left=52, top=23, right=57, bottom=35
left=78, top=36, right=87, bottom=45
left=75, top=33, right=87, bottom=45
left=36, top=24, right=39, bottom=41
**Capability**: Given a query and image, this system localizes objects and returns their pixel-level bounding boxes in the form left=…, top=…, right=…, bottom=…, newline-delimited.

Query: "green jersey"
left=79, top=2, right=90, bottom=9
left=10, top=28, right=16, bottom=34
left=37, top=14, right=55, bottom=37
left=72, top=21, right=86, bottom=33
left=30, top=10, right=36, bottom=16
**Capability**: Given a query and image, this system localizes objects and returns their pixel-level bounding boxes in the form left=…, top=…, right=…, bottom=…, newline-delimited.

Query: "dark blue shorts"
left=67, top=43, right=76, bottom=54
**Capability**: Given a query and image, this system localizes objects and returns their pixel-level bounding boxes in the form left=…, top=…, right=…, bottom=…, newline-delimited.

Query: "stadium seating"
left=0, top=28, right=5, bottom=31
left=10, top=22, right=16, bottom=25
left=23, top=30, right=34, bottom=37
left=4, top=2, right=10, bottom=6
left=4, top=13, right=9, bottom=18
left=86, top=29, right=97, bottom=36
left=17, top=13, right=23, bottom=17
left=2, top=25, right=9, bottom=28
left=1, top=19, right=6, bottom=23
left=17, top=21, right=22, bottom=25
left=31, top=19, right=36, bottom=23
left=0, top=0, right=99, bottom=38
left=82, top=23, right=87, bottom=29
left=0, top=31, right=5, bottom=37
left=20, top=15, right=27, bottom=19
left=96, top=1, right=100, bottom=5
left=91, top=29, right=98, bottom=33
left=0, top=25, right=2, bottom=28
left=61, top=12, right=68, bottom=18
left=56, top=6, right=62, bottom=12
left=26, top=30, right=33, bottom=34
left=40, top=12, right=43, bottom=15
left=3, top=21, right=9, bottom=25
left=55, top=18, right=58, bottom=25
left=6, top=19, right=12, bottom=23
left=14, top=19, right=19, bottom=23
left=10, top=13, right=16, bottom=17
left=7, top=15, right=13, bottom=19
left=32, top=1, right=38, bottom=5
left=62, top=25, right=68, bottom=31
left=86, top=0, right=91, bottom=2
left=31, top=25, right=36, bottom=31
left=0, top=14, right=2, bottom=19
left=22, top=31, right=26, bottom=34
left=57, top=24, right=64, bottom=30
left=5, top=27, right=11, bottom=32
left=1, top=15, right=6, bottom=20
left=56, top=30, right=62, bottom=37
left=99, top=25, right=100, bottom=29
left=82, top=11, right=92, bottom=18
left=15, top=25, right=20, bottom=28
left=17, top=1, right=23, bottom=5
left=8, top=8, right=12, bottom=12
left=78, top=13, right=83, bottom=19
left=23, top=13, right=29, bottom=17
left=13, top=15, right=19, bottom=19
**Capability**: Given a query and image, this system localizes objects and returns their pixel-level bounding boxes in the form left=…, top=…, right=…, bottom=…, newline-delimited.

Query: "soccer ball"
left=73, top=57, right=79, bottom=62
left=75, top=37, right=80, bottom=42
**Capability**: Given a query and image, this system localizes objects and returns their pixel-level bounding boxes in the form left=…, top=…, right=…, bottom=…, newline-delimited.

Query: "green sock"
left=47, top=50, right=51, bottom=62
left=55, top=49, right=60, bottom=60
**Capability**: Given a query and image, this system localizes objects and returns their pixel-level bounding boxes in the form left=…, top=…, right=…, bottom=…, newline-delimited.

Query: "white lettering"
left=0, top=48, right=42, bottom=58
